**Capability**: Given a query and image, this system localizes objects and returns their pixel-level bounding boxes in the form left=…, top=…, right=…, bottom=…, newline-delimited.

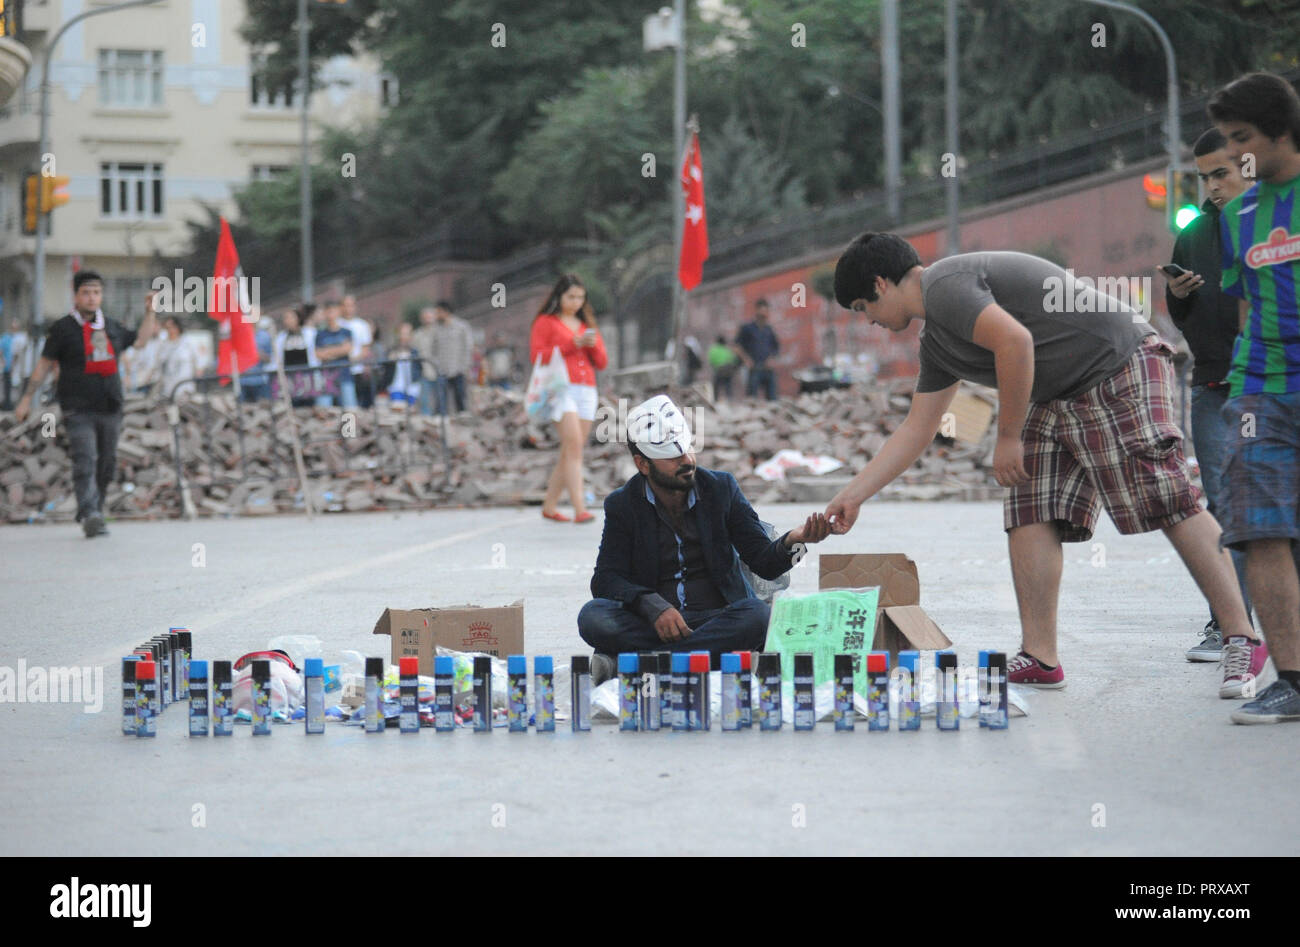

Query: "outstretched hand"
left=787, top=512, right=831, bottom=545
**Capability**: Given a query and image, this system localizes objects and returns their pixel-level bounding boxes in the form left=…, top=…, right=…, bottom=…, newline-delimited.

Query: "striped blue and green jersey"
left=1220, top=172, right=1300, bottom=396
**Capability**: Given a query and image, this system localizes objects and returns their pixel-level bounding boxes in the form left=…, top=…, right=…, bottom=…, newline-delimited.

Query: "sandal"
left=541, top=509, right=571, bottom=522
left=573, top=511, right=596, bottom=524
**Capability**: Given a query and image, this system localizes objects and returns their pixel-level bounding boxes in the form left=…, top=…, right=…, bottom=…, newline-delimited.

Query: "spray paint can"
left=985, top=652, right=1008, bottom=729
left=670, top=652, right=690, bottom=731
left=188, top=659, right=209, bottom=736
left=507, top=655, right=528, bottom=732
left=657, top=652, right=672, bottom=727
left=168, top=627, right=186, bottom=703
left=135, top=660, right=157, bottom=737
left=867, top=651, right=891, bottom=731
left=399, top=657, right=420, bottom=734
left=721, top=653, right=741, bottom=731
left=212, top=660, right=233, bottom=736
left=251, top=659, right=272, bottom=735
left=570, top=655, right=591, bottom=731
left=695, top=652, right=712, bottom=730
left=738, top=651, right=753, bottom=728
left=833, top=654, right=855, bottom=731
left=364, top=657, right=384, bottom=734
left=937, top=651, right=959, bottom=730
left=534, top=656, right=555, bottom=732
left=618, top=653, right=639, bottom=731
left=897, top=651, right=920, bottom=731
left=793, top=653, right=815, bottom=731
left=687, top=653, right=709, bottom=730
left=175, top=629, right=192, bottom=707
left=757, top=652, right=783, bottom=730
left=304, top=657, right=325, bottom=734
left=155, top=636, right=173, bottom=709
left=638, top=652, right=660, bottom=731
left=977, top=650, right=990, bottom=728
left=434, top=656, right=455, bottom=732
left=472, top=656, right=492, bottom=732
left=121, top=656, right=139, bottom=736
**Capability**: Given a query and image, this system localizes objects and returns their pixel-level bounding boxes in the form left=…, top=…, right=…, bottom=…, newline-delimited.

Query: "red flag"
left=208, top=217, right=258, bottom=380
left=678, top=131, right=708, bottom=291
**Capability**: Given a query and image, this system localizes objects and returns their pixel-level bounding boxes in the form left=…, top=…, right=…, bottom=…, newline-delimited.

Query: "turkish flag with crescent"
left=208, top=216, right=258, bottom=381
left=678, top=131, right=708, bottom=291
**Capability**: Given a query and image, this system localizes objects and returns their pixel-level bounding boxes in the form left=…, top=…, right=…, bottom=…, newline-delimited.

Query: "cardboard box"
left=819, top=554, right=951, bottom=658
left=373, top=601, right=524, bottom=676
left=944, top=384, right=997, bottom=445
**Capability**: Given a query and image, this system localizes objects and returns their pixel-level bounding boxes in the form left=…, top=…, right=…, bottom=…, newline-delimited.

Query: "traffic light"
left=1171, top=170, right=1201, bottom=231
left=1142, top=172, right=1166, bottom=210
left=22, top=173, right=39, bottom=235
left=40, top=174, right=70, bottom=213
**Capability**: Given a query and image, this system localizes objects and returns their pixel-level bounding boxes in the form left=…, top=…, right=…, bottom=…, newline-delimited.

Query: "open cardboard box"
left=373, top=601, right=524, bottom=676
left=819, top=553, right=951, bottom=659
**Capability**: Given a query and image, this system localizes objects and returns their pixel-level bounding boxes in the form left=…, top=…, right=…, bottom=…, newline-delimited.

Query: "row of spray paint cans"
left=123, top=638, right=1008, bottom=737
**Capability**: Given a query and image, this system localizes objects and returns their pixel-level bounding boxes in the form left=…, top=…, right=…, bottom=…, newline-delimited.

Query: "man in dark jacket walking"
left=1161, top=127, right=1253, bottom=662
left=578, top=395, right=829, bottom=681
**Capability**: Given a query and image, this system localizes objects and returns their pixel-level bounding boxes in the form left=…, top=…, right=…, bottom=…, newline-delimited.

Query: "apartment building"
left=0, top=0, right=392, bottom=328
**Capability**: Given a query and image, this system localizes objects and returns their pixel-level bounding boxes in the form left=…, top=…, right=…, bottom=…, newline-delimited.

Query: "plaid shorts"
left=1004, top=337, right=1203, bottom=542
left=1217, top=391, right=1300, bottom=550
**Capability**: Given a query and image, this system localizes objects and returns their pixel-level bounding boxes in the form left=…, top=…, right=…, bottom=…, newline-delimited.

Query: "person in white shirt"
left=273, top=305, right=319, bottom=407
left=342, top=294, right=374, bottom=407
left=153, top=316, right=202, bottom=400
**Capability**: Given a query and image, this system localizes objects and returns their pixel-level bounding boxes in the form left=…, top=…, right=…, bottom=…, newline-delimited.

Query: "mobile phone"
left=1160, top=263, right=1189, bottom=278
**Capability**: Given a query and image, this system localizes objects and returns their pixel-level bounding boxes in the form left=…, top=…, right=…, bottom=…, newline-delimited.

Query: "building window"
left=380, top=74, right=399, bottom=108
left=103, top=277, right=152, bottom=321
left=250, top=165, right=290, bottom=182
left=99, top=162, right=165, bottom=219
left=97, top=50, right=165, bottom=108
left=250, top=56, right=297, bottom=109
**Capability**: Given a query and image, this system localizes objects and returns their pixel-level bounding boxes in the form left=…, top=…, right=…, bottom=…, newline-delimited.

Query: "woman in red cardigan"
left=530, top=274, right=608, bottom=523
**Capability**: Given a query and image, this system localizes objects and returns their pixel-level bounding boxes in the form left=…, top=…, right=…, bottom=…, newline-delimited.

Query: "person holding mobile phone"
left=1158, top=127, right=1254, bottom=664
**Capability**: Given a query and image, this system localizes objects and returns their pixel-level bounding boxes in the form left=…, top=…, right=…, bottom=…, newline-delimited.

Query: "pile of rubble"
left=0, top=379, right=1000, bottom=523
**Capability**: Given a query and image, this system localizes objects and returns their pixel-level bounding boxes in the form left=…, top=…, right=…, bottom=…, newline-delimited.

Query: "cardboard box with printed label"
left=373, top=601, right=524, bottom=676
left=819, top=553, right=951, bottom=658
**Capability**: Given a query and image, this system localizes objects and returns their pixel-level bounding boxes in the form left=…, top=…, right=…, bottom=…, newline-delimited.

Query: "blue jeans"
left=746, top=366, right=776, bottom=400
left=418, top=375, right=466, bottom=415
left=577, top=597, right=771, bottom=664
left=315, top=369, right=356, bottom=408
left=1191, top=384, right=1252, bottom=622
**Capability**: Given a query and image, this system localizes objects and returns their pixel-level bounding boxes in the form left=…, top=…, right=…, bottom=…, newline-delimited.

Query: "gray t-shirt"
left=916, top=252, right=1153, bottom=402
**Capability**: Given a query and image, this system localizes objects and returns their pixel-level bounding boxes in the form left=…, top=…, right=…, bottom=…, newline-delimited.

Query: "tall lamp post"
left=32, top=0, right=163, bottom=332
left=644, top=3, right=686, bottom=356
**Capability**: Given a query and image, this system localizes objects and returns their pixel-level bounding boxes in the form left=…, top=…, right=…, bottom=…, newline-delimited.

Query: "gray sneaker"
left=82, top=513, right=106, bottom=538
left=1186, top=620, right=1223, bottom=662
left=1231, top=679, right=1300, bottom=725
left=591, top=653, right=616, bottom=687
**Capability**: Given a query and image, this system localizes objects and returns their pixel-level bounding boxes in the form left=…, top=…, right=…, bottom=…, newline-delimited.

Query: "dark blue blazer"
left=591, top=467, right=795, bottom=608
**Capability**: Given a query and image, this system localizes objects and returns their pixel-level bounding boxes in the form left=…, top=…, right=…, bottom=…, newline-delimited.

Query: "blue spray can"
left=793, top=653, right=815, bottom=731
left=638, top=652, right=660, bottom=731
left=618, top=653, right=639, bottom=731
left=304, top=658, right=325, bottom=734
left=212, top=660, right=233, bottom=736
left=135, top=660, right=157, bottom=737
left=867, top=651, right=891, bottom=731
left=833, top=654, right=855, bottom=731
left=937, top=651, right=959, bottom=730
left=399, top=657, right=420, bottom=734
left=896, top=651, right=920, bottom=731
left=570, top=655, right=591, bottom=731
left=757, top=652, right=783, bottom=730
left=985, top=652, right=1009, bottom=729
left=434, top=656, right=455, bottom=732
left=364, top=657, right=384, bottom=734
left=534, top=656, right=555, bottom=732
left=188, top=659, right=209, bottom=736
left=670, top=652, right=690, bottom=731
left=507, top=655, right=528, bottom=732
left=251, top=659, right=272, bottom=735
left=121, top=656, right=140, bottom=736
left=721, top=653, right=741, bottom=731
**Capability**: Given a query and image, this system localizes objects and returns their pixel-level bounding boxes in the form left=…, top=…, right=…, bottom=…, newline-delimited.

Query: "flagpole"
left=673, top=113, right=699, bottom=379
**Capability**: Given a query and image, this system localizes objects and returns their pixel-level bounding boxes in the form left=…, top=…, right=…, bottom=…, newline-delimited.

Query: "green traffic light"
left=1174, top=204, right=1201, bottom=230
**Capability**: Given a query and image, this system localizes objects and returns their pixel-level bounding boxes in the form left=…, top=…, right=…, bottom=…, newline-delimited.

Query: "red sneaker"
left=1007, top=651, right=1066, bottom=689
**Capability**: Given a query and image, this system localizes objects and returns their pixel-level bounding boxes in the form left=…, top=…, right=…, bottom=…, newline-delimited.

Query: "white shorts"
left=551, top=383, right=599, bottom=422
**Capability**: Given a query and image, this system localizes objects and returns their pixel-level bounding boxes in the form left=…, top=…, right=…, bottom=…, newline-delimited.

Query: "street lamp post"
left=881, top=0, right=901, bottom=223
left=944, top=0, right=959, bottom=256
left=32, top=0, right=163, bottom=332
left=298, top=0, right=313, bottom=304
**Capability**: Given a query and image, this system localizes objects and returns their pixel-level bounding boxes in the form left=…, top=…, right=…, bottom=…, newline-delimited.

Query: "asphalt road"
left=1, top=500, right=1294, bottom=856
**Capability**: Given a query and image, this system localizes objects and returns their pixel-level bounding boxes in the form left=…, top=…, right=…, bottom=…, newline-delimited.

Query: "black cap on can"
left=571, top=655, right=590, bottom=674
left=657, top=652, right=672, bottom=675
left=122, top=658, right=137, bottom=682
left=937, top=651, right=958, bottom=669
left=834, top=653, right=854, bottom=677
left=638, top=652, right=656, bottom=672
left=251, top=659, right=270, bottom=683
left=365, top=657, right=384, bottom=678
left=757, top=652, right=781, bottom=675
left=473, top=655, right=491, bottom=675
left=212, top=660, right=231, bottom=684
left=178, top=630, right=192, bottom=651
left=794, top=653, right=814, bottom=676
left=988, top=651, right=1006, bottom=670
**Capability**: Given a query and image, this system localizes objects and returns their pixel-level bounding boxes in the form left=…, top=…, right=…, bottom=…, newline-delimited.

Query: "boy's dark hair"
left=434, top=299, right=454, bottom=313
left=73, top=270, right=103, bottom=291
left=1192, top=127, right=1227, bottom=157
left=833, top=232, right=921, bottom=308
left=1208, top=73, right=1300, bottom=148
left=754, top=298, right=769, bottom=309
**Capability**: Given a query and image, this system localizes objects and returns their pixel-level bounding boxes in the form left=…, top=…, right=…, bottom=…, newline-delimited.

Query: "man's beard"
left=647, top=460, right=695, bottom=492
